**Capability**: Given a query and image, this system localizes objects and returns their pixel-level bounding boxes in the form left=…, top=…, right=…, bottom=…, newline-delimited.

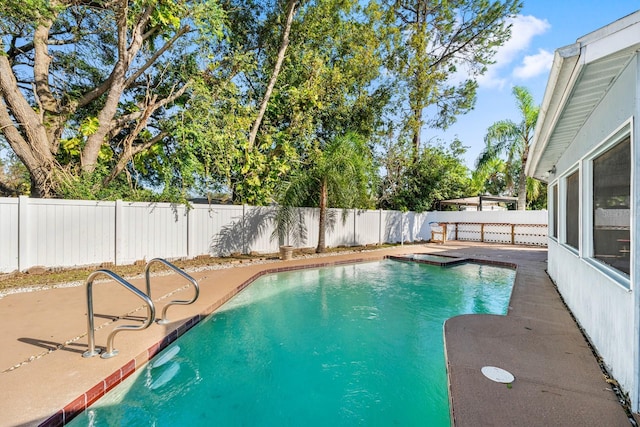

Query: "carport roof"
left=438, top=195, right=518, bottom=210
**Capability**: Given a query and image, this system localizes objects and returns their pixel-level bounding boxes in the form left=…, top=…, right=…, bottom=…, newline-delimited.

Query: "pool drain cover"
left=481, top=366, right=514, bottom=383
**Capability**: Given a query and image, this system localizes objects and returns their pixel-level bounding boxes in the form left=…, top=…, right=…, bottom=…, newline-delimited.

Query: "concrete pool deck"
left=0, top=242, right=632, bottom=426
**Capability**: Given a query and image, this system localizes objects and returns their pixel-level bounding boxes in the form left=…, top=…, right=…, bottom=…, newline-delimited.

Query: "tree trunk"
left=517, top=161, right=527, bottom=210
left=247, top=0, right=298, bottom=150
left=28, top=165, right=54, bottom=197
left=412, top=107, right=422, bottom=160
left=316, top=178, right=328, bottom=253
left=0, top=31, right=59, bottom=197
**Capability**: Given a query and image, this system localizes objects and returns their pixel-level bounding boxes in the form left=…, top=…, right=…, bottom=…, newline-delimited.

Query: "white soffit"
left=527, top=10, right=640, bottom=182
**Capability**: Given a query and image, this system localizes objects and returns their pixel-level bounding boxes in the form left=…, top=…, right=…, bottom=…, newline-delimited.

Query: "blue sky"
left=433, top=1, right=640, bottom=168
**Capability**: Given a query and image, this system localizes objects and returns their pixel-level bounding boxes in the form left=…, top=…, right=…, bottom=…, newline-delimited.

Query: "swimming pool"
left=69, top=259, right=515, bottom=426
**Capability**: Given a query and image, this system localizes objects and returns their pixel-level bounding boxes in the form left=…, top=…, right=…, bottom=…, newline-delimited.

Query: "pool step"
left=388, top=254, right=468, bottom=267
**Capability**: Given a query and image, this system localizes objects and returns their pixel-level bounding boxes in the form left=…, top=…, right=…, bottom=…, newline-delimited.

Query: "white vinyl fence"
left=0, top=196, right=547, bottom=273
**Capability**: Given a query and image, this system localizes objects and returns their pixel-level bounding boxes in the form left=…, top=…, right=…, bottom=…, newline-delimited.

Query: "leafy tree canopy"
left=378, top=138, right=471, bottom=212
left=222, top=0, right=389, bottom=205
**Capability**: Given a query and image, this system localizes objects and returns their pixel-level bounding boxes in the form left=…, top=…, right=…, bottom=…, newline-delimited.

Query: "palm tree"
left=471, top=157, right=508, bottom=197
left=526, top=176, right=546, bottom=209
left=273, top=132, right=375, bottom=253
left=476, top=86, right=539, bottom=210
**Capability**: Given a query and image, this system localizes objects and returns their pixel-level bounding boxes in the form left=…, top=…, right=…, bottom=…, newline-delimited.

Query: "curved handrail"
left=83, top=270, right=156, bottom=359
left=145, top=258, right=200, bottom=324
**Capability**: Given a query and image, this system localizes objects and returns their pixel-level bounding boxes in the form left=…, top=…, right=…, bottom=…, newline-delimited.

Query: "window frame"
left=582, top=122, right=633, bottom=287
left=560, top=165, right=581, bottom=253
left=550, top=182, right=558, bottom=240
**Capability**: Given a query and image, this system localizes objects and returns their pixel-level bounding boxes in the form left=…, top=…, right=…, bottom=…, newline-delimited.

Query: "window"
left=592, top=137, right=630, bottom=275
left=551, top=184, right=558, bottom=238
left=565, top=171, right=579, bottom=249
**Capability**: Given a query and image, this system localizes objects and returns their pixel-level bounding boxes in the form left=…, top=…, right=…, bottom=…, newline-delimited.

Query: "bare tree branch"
left=124, top=25, right=190, bottom=88
left=247, top=0, right=298, bottom=150
left=81, top=0, right=139, bottom=171
left=102, top=79, right=189, bottom=186
left=109, top=110, right=145, bottom=134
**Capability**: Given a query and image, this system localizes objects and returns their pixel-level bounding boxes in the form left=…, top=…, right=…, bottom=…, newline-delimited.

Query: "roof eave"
left=526, top=43, right=582, bottom=182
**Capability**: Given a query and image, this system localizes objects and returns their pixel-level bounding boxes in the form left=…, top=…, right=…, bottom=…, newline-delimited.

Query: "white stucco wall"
left=547, top=57, right=639, bottom=407
left=547, top=240, right=635, bottom=395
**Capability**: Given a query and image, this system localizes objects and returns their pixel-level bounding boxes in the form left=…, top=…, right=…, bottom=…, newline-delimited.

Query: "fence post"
left=187, top=205, right=194, bottom=258
left=115, top=199, right=123, bottom=265
left=17, top=195, right=30, bottom=271
left=353, top=208, right=357, bottom=246
left=511, top=224, right=515, bottom=245
left=242, top=204, right=247, bottom=254
left=379, top=209, right=383, bottom=245
left=480, top=223, right=485, bottom=243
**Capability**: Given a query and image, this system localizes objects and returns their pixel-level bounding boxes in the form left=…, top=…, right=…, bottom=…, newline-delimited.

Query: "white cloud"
left=477, top=15, right=551, bottom=89
left=513, top=49, right=554, bottom=79
left=494, top=15, right=551, bottom=65
left=475, top=65, right=507, bottom=90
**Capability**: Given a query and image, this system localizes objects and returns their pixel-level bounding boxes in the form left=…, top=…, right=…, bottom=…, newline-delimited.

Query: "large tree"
left=229, top=0, right=389, bottom=205
left=0, top=0, right=224, bottom=198
left=221, top=0, right=303, bottom=205
left=384, top=0, right=521, bottom=154
left=476, top=85, right=538, bottom=210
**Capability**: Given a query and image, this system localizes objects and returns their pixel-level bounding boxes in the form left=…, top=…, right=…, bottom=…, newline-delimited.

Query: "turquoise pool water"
left=69, top=259, right=514, bottom=426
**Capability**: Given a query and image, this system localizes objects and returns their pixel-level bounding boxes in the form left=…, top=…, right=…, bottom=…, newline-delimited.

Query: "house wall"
left=634, top=55, right=640, bottom=413
left=547, top=240, right=636, bottom=397
left=547, top=56, right=639, bottom=407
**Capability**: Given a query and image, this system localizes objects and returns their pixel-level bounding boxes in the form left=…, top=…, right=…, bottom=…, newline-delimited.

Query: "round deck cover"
left=481, top=366, right=515, bottom=383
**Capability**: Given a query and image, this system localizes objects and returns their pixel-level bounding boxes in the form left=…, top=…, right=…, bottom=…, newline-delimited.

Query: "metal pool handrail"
left=83, top=269, right=156, bottom=359
left=145, top=258, right=200, bottom=325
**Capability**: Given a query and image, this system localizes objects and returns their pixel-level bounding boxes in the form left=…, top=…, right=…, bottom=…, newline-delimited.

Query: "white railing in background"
left=437, top=222, right=548, bottom=246
left=0, top=196, right=548, bottom=273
